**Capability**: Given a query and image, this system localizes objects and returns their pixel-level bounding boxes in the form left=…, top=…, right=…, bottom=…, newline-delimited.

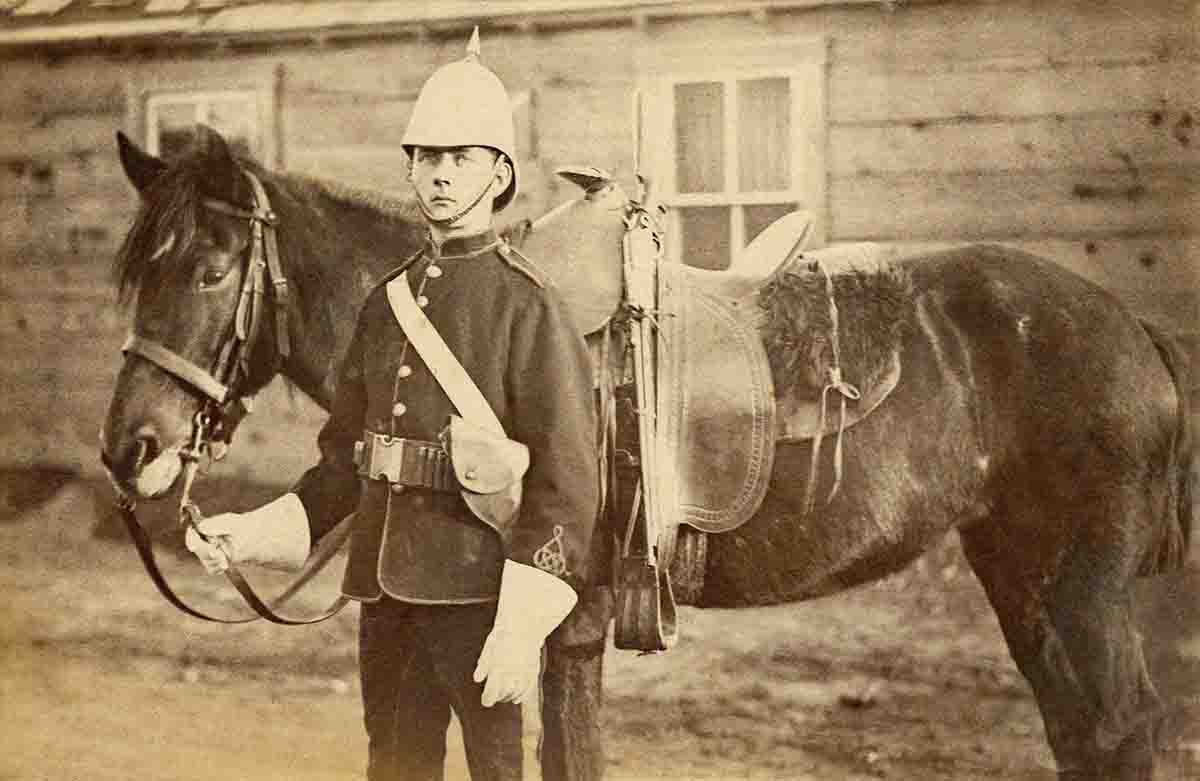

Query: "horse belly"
left=697, top=400, right=989, bottom=608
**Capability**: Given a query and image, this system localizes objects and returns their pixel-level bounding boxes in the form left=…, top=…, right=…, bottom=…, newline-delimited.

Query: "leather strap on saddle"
left=612, top=203, right=679, bottom=652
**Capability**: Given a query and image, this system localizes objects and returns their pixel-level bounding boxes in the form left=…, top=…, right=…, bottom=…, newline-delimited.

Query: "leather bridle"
left=115, top=167, right=350, bottom=625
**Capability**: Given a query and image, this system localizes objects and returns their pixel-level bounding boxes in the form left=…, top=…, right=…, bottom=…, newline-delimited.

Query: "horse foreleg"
left=541, top=586, right=611, bottom=781
left=961, top=516, right=1164, bottom=781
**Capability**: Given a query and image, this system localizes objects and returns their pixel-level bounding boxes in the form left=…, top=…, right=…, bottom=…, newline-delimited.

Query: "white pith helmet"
left=402, top=27, right=519, bottom=212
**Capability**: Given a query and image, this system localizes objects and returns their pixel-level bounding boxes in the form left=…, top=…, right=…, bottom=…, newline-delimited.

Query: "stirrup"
left=613, top=553, right=678, bottom=651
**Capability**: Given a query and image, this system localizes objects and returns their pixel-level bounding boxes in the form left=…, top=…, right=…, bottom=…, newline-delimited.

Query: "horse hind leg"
left=960, top=511, right=1164, bottom=780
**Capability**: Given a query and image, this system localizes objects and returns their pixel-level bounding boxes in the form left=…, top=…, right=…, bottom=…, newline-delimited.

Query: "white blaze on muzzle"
left=132, top=446, right=183, bottom=499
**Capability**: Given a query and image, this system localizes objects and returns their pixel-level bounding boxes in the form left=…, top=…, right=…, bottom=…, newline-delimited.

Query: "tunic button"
left=397, top=365, right=413, bottom=378
left=425, top=265, right=443, bottom=279
left=392, top=402, right=407, bottom=417
left=416, top=295, right=429, bottom=308
left=390, top=484, right=405, bottom=495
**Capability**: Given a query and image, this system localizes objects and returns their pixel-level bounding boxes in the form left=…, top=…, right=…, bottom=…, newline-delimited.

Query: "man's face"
left=409, top=146, right=505, bottom=225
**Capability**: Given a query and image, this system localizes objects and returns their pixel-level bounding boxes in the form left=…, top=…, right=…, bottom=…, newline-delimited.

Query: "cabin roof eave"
left=0, top=0, right=923, bottom=51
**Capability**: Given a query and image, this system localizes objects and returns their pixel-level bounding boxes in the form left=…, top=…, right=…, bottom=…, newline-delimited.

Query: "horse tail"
left=1138, top=319, right=1194, bottom=575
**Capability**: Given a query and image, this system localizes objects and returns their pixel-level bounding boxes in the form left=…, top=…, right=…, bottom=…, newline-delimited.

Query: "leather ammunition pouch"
left=445, top=414, right=530, bottom=535
left=354, top=432, right=457, bottom=492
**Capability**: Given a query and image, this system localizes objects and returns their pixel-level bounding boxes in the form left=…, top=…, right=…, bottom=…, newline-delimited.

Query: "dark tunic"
left=293, top=229, right=599, bottom=603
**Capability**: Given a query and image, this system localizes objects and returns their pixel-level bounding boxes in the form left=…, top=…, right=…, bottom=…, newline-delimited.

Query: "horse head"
left=102, top=126, right=288, bottom=499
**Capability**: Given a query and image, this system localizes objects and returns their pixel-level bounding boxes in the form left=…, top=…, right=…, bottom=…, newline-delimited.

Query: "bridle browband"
left=115, top=167, right=349, bottom=625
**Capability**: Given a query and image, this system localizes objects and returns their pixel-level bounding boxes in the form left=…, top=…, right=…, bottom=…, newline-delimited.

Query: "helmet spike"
left=465, top=26, right=481, bottom=61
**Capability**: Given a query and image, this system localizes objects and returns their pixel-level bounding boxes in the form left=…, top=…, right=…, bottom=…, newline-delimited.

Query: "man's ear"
left=493, top=156, right=513, bottom=194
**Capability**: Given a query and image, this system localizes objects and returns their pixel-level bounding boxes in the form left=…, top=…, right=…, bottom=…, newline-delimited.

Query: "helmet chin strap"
left=412, top=160, right=503, bottom=227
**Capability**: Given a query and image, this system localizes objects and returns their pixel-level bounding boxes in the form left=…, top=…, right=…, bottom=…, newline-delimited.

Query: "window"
left=145, top=90, right=265, bottom=162
left=641, top=39, right=827, bottom=269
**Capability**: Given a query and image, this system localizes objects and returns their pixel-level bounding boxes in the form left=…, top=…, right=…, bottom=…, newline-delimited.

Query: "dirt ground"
left=2, top=468, right=1198, bottom=781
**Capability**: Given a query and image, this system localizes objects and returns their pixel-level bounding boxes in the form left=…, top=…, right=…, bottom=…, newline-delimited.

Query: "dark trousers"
left=359, top=598, right=524, bottom=781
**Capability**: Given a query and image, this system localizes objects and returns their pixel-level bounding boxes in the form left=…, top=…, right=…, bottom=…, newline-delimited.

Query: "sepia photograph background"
left=2, top=1, right=1198, bottom=779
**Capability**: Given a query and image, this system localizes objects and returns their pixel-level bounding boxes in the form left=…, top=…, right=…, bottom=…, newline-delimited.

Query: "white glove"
left=473, top=559, right=578, bottom=707
left=184, top=493, right=311, bottom=574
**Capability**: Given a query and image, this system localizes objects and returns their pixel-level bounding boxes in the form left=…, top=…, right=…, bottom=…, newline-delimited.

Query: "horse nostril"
left=133, top=429, right=159, bottom=470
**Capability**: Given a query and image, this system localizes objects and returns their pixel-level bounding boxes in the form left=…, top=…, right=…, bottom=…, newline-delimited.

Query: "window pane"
left=674, top=82, right=724, bottom=194
left=152, top=100, right=197, bottom=160
left=738, top=77, right=790, bottom=193
left=743, top=203, right=797, bottom=247
left=207, top=97, right=258, bottom=158
left=678, top=206, right=730, bottom=270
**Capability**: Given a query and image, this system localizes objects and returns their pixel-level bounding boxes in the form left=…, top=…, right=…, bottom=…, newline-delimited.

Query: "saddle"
left=517, top=176, right=795, bottom=539
left=516, top=170, right=898, bottom=648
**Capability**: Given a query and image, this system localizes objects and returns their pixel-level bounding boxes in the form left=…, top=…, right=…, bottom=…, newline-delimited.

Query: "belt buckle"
left=367, top=433, right=405, bottom=483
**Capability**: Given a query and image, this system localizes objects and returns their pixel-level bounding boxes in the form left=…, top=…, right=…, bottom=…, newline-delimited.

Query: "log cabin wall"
left=0, top=0, right=1194, bottom=479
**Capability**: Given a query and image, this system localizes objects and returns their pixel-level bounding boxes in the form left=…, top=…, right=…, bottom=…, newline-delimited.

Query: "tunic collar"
left=425, top=228, right=501, bottom=260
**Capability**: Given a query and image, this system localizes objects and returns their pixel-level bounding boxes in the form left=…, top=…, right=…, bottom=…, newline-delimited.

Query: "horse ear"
left=192, top=123, right=238, bottom=200
left=117, top=131, right=167, bottom=194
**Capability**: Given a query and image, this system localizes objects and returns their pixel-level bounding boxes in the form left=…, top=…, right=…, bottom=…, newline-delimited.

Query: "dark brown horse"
left=102, top=126, right=1192, bottom=780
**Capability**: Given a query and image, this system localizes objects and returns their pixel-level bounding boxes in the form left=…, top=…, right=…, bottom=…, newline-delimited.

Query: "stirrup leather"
left=612, top=203, right=679, bottom=652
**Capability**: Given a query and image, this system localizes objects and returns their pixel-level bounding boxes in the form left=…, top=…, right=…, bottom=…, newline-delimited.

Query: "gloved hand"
left=184, top=493, right=311, bottom=574
left=473, top=559, right=578, bottom=707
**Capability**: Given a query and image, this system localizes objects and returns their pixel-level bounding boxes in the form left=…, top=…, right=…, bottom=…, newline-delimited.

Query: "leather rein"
left=115, top=168, right=350, bottom=625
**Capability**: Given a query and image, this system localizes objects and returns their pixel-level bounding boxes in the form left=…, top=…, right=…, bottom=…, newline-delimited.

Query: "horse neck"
left=261, top=170, right=427, bottom=410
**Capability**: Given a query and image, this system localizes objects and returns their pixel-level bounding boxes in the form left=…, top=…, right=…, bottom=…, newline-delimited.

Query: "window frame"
left=125, top=67, right=279, bottom=168
left=638, top=36, right=828, bottom=266
left=144, top=88, right=266, bottom=160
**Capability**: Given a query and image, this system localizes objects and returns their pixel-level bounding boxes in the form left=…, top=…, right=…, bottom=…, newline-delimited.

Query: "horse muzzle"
left=100, top=424, right=184, bottom=500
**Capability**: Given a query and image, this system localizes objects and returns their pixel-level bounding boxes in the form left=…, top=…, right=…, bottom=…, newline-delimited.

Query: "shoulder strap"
left=385, top=273, right=505, bottom=435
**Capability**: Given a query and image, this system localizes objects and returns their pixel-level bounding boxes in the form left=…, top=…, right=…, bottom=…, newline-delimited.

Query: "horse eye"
left=199, top=267, right=229, bottom=288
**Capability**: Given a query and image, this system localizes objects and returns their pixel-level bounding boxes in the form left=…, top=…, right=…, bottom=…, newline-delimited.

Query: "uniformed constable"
left=186, top=29, right=599, bottom=781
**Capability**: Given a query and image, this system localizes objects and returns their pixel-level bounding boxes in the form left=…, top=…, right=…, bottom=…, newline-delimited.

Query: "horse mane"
left=112, top=160, right=207, bottom=304
left=759, top=260, right=914, bottom=399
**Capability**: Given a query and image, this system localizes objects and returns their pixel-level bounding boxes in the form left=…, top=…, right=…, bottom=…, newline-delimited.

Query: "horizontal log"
left=283, top=95, right=414, bottom=150
left=830, top=112, right=1200, bottom=177
left=0, top=115, right=124, bottom=158
left=777, top=0, right=1198, bottom=68
left=536, top=82, right=632, bottom=172
left=831, top=165, right=1199, bottom=242
left=287, top=146, right=416, bottom=195
left=0, top=58, right=126, bottom=119
left=0, top=330, right=124, bottom=395
left=1, top=196, right=134, bottom=262
left=0, top=150, right=130, bottom=201
left=0, top=261, right=117, bottom=299
left=0, top=291, right=124, bottom=335
left=831, top=59, right=1198, bottom=124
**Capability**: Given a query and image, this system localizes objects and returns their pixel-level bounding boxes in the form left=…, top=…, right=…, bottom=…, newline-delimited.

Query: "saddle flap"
left=656, top=265, right=777, bottom=535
